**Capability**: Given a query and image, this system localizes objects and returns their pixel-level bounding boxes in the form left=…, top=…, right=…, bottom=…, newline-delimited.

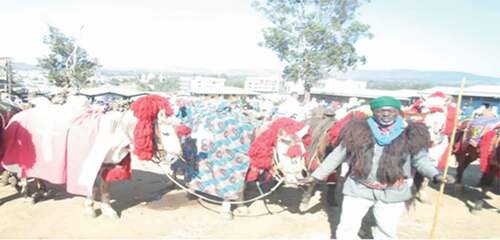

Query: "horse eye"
left=280, top=139, right=291, bottom=144
left=162, top=131, right=170, bottom=136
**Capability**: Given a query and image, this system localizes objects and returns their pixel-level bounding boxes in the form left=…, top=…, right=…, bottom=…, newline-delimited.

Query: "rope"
left=152, top=154, right=285, bottom=206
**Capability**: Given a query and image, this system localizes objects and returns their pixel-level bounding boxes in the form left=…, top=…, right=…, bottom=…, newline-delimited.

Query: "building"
left=311, top=87, right=418, bottom=105
left=244, top=77, right=282, bottom=93
left=190, top=86, right=258, bottom=99
left=419, top=85, right=500, bottom=114
left=190, top=76, right=225, bottom=92
left=315, top=79, right=367, bottom=90
left=178, top=76, right=226, bottom=93
left=78, top=86, right=147, bottom=102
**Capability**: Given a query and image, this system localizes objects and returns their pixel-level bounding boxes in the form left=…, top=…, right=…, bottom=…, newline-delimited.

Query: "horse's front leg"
left=221, top=184, right=250, bottom=220
left=83, top=184, right=99, bottom=218
left=299, top=182, right=316, bottom=212
left=31, top=179, right=51, bottom=204
left=233, top=184, right=250, bottom=216
left=100, top=177, right=119, bottom=219
left=454, top=149, right=475, bottom=193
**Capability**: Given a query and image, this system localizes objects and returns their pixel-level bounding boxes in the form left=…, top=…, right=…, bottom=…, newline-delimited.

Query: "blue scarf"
left=367, top=116, right=405, bottom=145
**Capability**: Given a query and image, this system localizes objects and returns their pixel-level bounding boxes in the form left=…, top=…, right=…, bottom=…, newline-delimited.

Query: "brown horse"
left=298, top=108, right=357, bottom=212
left=453, top=121, right=500, bottom=211
left=454, top=121, right=500, bottom=186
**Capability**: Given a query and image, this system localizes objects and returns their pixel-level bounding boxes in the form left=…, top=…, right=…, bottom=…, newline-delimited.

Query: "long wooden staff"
left=429, top=77, right=466, bottom=238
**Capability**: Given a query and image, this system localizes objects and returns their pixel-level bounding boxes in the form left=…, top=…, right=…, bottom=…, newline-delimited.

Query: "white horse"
left=1, top=95, right=182, bottom=218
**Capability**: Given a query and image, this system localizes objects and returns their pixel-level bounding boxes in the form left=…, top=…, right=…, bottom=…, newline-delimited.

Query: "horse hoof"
left=234, top=206, right=250, bottom=215
left=103, top=211, right=119, bottom=219
left=221, top=211, right=234, bottom=220
left=471, top=200, right=484, bottom=213
left=471, top=209, right=481, bottom=215
left=101, top=204, right=120, bottom=219
left=8, top=176, right=17, bottom=187
left=299, top=201, right=311, bottom=213
left=0, top=172, right=9, bottom=186
left=83, top=208, right=97, bottom=218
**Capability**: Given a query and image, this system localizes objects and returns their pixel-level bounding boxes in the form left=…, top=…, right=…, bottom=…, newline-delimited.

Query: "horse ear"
left=278, top=128, right=286, bottom=137
left=296, top=125, right=310, bottom=139
left=157, top=109, right=167, bottom=122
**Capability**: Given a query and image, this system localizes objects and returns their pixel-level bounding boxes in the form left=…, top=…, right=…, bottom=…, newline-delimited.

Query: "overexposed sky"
left=1, top=0, right=499, bottom=77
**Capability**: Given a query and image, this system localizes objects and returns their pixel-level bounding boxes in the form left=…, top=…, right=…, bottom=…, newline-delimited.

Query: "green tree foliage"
left=150, top=77, right=180, bottom=92
left=38, top=25, right=100, bottom=89
left=254, top=0, right=371, bottom=96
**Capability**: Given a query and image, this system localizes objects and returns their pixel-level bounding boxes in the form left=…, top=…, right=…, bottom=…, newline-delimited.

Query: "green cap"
left=370, top=96, right=401, bottom=110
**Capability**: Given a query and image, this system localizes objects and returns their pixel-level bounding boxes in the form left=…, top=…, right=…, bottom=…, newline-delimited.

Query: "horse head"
left=274, top=124, right=310, bottom=186
left=154, top=109, right=183, bottom=163
left=130, top=95, right=182, bottom=164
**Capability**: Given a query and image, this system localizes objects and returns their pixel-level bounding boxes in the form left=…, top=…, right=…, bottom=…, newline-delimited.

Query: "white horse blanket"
left=1, top=105, right=131, bottom=196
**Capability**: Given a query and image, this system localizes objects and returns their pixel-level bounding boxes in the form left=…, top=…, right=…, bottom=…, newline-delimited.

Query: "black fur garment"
left=339, top=118, right=431, bottom=185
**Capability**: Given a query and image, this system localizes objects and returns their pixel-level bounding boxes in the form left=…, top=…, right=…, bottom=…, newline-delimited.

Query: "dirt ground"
left=1, top=160, right=499, bottom=239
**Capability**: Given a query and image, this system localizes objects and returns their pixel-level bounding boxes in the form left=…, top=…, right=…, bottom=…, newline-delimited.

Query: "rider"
left=301, top=96, right=452, bottom=239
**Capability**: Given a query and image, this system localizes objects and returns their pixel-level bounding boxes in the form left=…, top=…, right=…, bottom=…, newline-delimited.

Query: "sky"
left=1, top=0, right=499, bottom=77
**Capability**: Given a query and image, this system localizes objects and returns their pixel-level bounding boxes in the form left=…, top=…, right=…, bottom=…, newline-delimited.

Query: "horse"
left=0, top=95, right=183, bottom=218
left=453, top=118, right=500, bottom=212
left=0, top=100, right=22, bottom=189
left=297, top=106, right=339, bottom=211
left=165, top=99, right=314, bottom=219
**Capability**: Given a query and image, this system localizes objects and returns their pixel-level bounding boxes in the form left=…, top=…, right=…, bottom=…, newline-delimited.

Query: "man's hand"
left=432, top=174, right=456, bottom=184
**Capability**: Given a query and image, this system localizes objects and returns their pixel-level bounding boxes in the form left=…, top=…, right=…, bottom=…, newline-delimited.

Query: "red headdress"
left=246, top=117, right=311, bottom=181
left=130, top=95, right=173, bottom=160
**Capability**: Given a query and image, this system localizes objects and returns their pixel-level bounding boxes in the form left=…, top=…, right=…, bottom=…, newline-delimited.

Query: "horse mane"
left=303, top=114, right=336, bottom=163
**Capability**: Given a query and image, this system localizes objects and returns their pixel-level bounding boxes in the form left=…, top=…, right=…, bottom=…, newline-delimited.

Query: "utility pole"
left=0, top=57, right=13, bottom=98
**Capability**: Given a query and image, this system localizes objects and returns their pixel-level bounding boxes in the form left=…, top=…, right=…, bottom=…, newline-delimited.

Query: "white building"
left=244, top=77, right=282, bottom=93
left=178, top=76, right=226, bottom=93
left=314, top=79, right=367, bottom=91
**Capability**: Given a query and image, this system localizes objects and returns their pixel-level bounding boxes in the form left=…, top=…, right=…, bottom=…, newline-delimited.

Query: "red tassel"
left=287, top=144, right=302, bottom=158
left=176, top=124, right=192, bottom=137
left=130, top=95, right=173, bottom=160
left=246, top=117, right=310, bottom=182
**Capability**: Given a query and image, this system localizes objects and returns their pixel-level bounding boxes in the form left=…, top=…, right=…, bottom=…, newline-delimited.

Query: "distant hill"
left=11, top=62, right=500, bottom=87
left=344, top=69, right=500, bottom=86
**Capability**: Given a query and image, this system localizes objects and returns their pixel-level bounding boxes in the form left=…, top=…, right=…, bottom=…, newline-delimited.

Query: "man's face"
left=373, top=106, right=400, bottom=126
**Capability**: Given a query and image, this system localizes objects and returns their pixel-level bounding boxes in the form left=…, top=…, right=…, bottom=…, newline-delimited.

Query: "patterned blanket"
left=467, top=117, right=500, bottom=147
left=181, top=101, right=255, bottom=200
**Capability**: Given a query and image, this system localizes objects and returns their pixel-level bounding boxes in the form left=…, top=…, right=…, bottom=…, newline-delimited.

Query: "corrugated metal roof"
left=311, top=88, right=419, bottom=100
left=419, top=85, right=500, bottom=98
left=78, top=86, right=147, bottom=97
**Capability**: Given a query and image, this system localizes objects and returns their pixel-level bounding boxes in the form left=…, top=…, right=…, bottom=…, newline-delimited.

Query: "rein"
left=151, top=146, right=285, bottom=206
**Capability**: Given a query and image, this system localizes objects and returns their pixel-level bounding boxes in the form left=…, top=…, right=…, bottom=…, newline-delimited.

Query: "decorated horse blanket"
left=182, top=101, right=255, bottom=200
left=1, top=106, right=131, bottom=196
left=466, top=117, right=500, bottom=147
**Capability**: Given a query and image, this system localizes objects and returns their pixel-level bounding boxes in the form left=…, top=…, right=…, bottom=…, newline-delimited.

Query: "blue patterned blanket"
left=180, top=101, right=255, bottom=200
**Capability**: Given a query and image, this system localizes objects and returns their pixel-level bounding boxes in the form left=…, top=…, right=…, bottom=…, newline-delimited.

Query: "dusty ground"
left=1, top=160, right=499, bottom=239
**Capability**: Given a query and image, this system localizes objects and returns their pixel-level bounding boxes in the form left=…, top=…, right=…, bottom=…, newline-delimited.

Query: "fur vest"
left=340, top=118, right=431, bottom=185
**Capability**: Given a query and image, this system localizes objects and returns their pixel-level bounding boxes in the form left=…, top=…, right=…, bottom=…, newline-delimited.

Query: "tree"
left=38, top=25, right=100, bottom=90
left=253, top=0, right=371, bottom=100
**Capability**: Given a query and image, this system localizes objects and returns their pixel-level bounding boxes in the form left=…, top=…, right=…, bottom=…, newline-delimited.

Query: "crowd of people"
left=1, top=89, right=499, bottom=239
